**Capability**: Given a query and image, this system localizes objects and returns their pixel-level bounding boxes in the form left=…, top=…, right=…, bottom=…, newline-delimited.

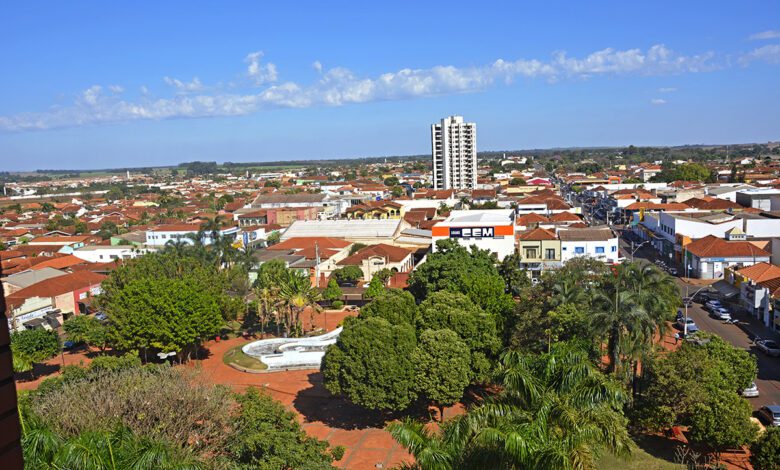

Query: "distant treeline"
left=15, top=141, right=780, bottom=176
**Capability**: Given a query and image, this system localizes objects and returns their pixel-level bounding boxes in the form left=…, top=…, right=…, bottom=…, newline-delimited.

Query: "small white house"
left=558, top=227, right=620, bottom=264
left=73, top=245, right=149, bottom=263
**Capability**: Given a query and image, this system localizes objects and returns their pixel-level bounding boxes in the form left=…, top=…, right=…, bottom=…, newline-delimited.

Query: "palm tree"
left=390, top=344, right=633, bottom=470
left=550, top=277, right=589, bottom=308
left=200, top=215, right=225, bottom=245
left=236, top=245, right=258, bottom=272
left=278, top=270, right=322, bottom=337
left=591, top=287, right=651, bottom=375
left=164, top=239, right=190, bottom=257
left=387, top=419, right=459, bottom=470
left=21, top=413, right=203, bottom=470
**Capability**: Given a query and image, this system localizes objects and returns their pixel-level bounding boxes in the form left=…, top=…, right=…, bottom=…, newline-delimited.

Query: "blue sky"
left=1, top=1, right=779, bottom=171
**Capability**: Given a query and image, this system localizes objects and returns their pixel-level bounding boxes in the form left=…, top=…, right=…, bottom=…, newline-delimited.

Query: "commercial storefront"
left=431, top=210, right=516, bottom=261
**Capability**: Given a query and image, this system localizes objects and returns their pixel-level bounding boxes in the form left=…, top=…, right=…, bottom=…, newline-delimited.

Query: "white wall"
left=431, top=235, right=515, bottom=261
left=560, top=238, right=620, bottom=264
left=744, top=218, right=780, bottom=238
left=73, top=246, right=147, bottom=263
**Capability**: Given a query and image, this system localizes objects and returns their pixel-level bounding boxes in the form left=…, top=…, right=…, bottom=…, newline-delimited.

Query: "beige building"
left=517, top=227, right=562, bottom=275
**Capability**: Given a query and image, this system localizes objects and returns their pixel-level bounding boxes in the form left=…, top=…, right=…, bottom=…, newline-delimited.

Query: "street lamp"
left=629, top=240, right=650, bottom=262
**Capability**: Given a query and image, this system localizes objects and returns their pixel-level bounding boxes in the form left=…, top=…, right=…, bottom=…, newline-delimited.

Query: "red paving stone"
left=15, top=308, right=415, bottom=469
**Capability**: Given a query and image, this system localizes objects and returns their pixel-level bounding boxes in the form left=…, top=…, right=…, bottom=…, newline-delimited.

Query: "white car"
left=742, top=382, right=759, bottom=398
left=676, top=317, right=699, bottom=333
left=709, top=307, right=732, bottom=321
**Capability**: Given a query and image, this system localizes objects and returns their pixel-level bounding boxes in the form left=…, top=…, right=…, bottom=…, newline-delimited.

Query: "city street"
left=619, top=234, right=780, bottom=410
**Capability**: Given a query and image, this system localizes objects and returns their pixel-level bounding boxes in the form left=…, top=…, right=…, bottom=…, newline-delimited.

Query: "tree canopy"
left=98, top=251, right=238, bottom=356
left=413, top=329, right=471, bottom=420
left=408, top=239, right=514, bottom=317
left=360, top=289, right=418, bottom=325
left=322, top=316, right=417, bottom=411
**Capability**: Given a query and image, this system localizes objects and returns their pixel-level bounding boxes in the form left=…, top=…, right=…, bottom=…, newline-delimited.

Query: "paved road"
left=618, top=234, right=780, bottom=410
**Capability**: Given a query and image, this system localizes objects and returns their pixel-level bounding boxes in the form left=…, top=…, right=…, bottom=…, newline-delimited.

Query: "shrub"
left=331, top=300, right=344, bottom=309
left=11, top=329, right=60, bottom=372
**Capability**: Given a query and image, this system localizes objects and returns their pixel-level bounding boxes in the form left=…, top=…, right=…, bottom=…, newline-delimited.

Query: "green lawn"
left=222, top=344, right=268, bottom=371
left=598, top=449, right=683, bottom=470
left=598, top=435, right=684, bottom=470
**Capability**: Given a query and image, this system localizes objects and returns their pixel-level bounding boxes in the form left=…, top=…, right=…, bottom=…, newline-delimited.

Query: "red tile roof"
left=337, top=244, right=413, bottom=266
left=517, top=228, right=557, bottom=241
left=268, top=237, right=351, bottom=252
left=517, top=213, right=550, bottom=225
left=148, top=224, right=202, bottom=232
left=30, top=255, right=87, bottom=271
left=549, top=211, right=581, bottom=222
left=6, top=271, right=106, bottom=308
left=685, top=235, right=770, bottom=259
left=737, top=262, right=780, bottom=283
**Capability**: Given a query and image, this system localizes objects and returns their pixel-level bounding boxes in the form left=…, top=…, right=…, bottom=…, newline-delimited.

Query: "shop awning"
left=712, top=279, right=740, bottom=299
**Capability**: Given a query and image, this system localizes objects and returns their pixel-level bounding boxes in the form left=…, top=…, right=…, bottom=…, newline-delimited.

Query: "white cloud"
left=0, top=43, right=743, bottom=132
left=741, top=44, right=780, bottom=64
left=245, top=51, right=278, bottom=85
left=650, top=98, right=667, bottom=105
left=312, top=61, right=323, bottom=73
left=108, top=85, right=125, bottom=94
left=163, top=76, right=204, bottom=92
left=658, top=87, right=677, bottom=93
left=749, top=30, right=780, bottom=41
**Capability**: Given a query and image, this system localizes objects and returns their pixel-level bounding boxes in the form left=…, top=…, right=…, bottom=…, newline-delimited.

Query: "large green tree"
left=63, top=315, right=109, bottom=351
left=228, top=388, right=339, bottom=469
left=99, top=251, right=241, bottom=357
left=408, top=239, right=514, bottom=317
left=360, top=289, right=418, bottom=325
left=638, top=334, right=758, bottom=442
left=322, top=317, right=417, bottom=411
left=687, top=390, right=758, bottom=459
left=751, top=427, right=780, bottom=470
left=11, top=328, right=60, bottom=373
left=413, top=329, right=471, bottom=421
left=417, top=291, right=500, bottom=382
left=105, top=277, right=223, bottom=355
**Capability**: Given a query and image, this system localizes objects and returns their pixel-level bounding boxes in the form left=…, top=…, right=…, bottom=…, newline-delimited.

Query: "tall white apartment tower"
left=431, top=115, right=477, bottom=190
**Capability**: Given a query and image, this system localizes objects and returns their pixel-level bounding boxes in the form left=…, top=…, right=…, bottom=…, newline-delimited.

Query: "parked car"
left=755, top=339, right=780, bottom=357
left=705, top=300, right=723, bottom=311
left=676, top=317, right=699, bottom=333
left=758, top=405, right=780, bottom=426
left=742, top=382, right=759, bottom=398
left=709, top=307, right=732, bottom=321
left=694, top=291, right=718, bottom=304
left=668, top=267, right=678, bottom=276
left=682, top=297, right=693, bottom=308
left=94, top=312, right=108, bottom=321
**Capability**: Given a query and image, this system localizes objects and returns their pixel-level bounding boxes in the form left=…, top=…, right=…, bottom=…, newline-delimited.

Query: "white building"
left=558, top=227, right=620, bottom=264
left=431, top=209, right=516, bottom=260
left=736, top=188, right=780, bottom=211
left=145, top=224, right=239, bottom=247
left=431, top=115, right=477, bottom=190
left=72, top=245, right=149, bottom=263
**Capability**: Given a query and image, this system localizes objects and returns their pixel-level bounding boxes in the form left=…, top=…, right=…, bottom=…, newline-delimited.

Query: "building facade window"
left=545, top=248, right=556, bottom=260
left=575, top=247, right=584, bottom=254
left=595, top=247, right=605, bottom=254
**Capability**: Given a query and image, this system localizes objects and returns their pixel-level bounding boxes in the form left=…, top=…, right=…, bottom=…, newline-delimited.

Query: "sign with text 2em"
left=449, top=226, right=495, bottom=238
